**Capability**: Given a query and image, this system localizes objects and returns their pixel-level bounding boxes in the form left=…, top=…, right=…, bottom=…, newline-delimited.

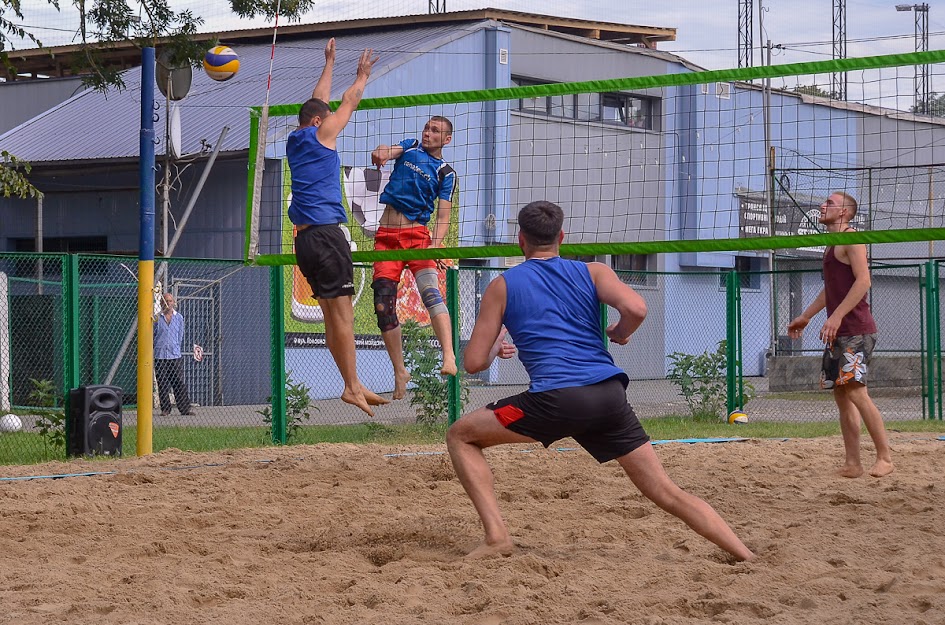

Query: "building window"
left=601, top=93, right=653, bottom=129
left=576, top=92, right=601, bottom=121
left=720, top=256, right=762, bottom=290
left=612, top=254, right=654, bottom=287
left=512, top=76, right=656, bottom=129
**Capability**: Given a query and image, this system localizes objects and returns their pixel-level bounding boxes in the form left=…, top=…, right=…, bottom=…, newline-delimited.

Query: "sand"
left=0, top=433, right=943, bottom=625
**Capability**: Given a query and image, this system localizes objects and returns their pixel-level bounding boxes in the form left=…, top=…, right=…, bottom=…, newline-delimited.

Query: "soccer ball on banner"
left=203, top=46, right=240, bottom=82
left=0, top=413, right=23, bottom=433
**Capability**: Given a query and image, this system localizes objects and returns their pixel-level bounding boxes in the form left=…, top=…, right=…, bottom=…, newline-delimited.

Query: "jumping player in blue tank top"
left=446, top=200, right=755, bottom=562
left=286, top=38, right=388, bottom=417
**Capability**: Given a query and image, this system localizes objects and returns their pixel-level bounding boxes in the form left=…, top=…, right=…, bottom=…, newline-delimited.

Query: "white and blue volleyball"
left=203, top=46, right=240, bottom=82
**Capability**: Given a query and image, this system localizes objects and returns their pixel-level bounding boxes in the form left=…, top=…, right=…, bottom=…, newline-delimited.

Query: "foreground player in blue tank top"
left=446, top=201, right=755, bottom=562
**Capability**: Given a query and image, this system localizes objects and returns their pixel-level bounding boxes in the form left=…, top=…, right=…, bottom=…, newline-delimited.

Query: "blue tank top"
left=379, top=139, right=456, bottom=225
left=502, top=257, right=626, bottom=393
left=286, top=126, right=347, bottom=226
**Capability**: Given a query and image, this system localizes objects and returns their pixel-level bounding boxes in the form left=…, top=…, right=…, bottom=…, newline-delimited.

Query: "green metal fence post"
left=63, top=254, right=80, bottom=399
left=269, top=265, right=287, bottom=444
left=725, top=270, right=740, bottom=416
left=61, top=254, right=81, bottom=451
left=923, top=260, right=939, bottom=421
left=929, top=260, right=942, bottom=420
left=447, top=267, right=461, bottom=425
left=920, top=264, right=929, bottom=419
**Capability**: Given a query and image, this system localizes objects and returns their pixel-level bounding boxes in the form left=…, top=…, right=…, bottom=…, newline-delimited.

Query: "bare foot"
left=361, top=387, right=390, bottom=407
left=464, top=540, right=516, bottom=560
left=869, top=459, right=895, bottom=477
left=440, top=357, right=458, bottom=377
left=392, top=370, right=411, bottom=400
left=836, top=464, right=864, bottom=478
left=341, top=389, right=374, bottom=417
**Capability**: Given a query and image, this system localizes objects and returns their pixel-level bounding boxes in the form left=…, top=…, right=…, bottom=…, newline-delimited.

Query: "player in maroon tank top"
left=787, top=192, right=894, bottom=478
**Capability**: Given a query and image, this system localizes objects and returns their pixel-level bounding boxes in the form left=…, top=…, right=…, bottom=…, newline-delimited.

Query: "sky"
left=6, top=0, right=945, bottom=91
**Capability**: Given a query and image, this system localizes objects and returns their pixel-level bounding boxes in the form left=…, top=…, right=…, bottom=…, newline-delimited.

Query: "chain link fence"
left=1, top=254, right=940, bottom=465
left=0, top=254, right=271, bottom=464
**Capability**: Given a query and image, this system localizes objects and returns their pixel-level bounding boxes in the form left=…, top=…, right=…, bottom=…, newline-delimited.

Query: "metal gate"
left=173, top=279, right=221, bottom=407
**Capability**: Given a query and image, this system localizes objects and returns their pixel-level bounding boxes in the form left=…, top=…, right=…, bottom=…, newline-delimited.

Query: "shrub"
left=27, top=378, right=66, bottom=459
left=400, top=320, right=469, bottom=426
left=666, top=340, right=755, bottom=421
left=257, top=372, right=318, bottom=442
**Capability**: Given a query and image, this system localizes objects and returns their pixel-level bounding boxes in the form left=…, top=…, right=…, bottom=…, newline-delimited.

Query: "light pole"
left=896, top=3, right=930, bottom=113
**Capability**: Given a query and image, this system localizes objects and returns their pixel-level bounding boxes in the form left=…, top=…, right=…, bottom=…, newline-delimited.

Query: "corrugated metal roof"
left=0, top=23, right=479, bottom=164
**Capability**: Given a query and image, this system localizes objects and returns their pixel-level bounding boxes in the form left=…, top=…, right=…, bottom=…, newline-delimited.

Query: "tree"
left=792, top=84, right=834, bottom=99
left=0, top=0, right=317, bottom=198
left=910, top=93, right=945, bottom=117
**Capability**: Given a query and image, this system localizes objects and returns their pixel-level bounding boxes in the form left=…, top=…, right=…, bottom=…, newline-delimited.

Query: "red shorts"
left=373, top=225, right=437, bottom=282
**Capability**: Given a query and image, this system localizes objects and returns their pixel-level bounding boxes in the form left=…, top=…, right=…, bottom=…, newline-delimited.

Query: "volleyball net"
left=245, top=49, right=945, bottom=266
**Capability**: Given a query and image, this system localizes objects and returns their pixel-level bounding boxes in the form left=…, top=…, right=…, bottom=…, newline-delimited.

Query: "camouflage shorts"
left=820, top=333, right=877, bottom=390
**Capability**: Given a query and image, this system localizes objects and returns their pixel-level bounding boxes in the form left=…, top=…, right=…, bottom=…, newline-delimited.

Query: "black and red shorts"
left=487, top=375, right=650, bottom=463
left=294, top=224, right=355, bottom=300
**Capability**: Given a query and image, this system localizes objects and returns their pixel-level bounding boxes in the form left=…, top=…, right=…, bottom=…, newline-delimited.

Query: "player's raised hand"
left=357, top=48, right=379, bottom=80
left=324, top=38, right=336, bottom=65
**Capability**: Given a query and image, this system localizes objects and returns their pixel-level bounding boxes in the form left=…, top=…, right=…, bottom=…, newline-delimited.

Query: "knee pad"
left=415, top=269, right=448, bottom=318
left=372, top=278, right=399, bottom=331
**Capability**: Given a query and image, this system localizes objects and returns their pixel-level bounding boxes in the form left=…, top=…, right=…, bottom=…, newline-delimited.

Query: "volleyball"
left=0, top=414, right=23, bottom=433
left=203, top=46, right=240, bottom=82
left=727, top=410, right=749, bottom=425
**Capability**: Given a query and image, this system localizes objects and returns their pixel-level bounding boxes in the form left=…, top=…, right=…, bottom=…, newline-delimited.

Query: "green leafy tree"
left=1, top=150, right=41, bottom=199
left=793, top=84, right=834, bottom=98
left=0, top=0, right=317, bottom=196
left=910, top=93, right=945, bottom=117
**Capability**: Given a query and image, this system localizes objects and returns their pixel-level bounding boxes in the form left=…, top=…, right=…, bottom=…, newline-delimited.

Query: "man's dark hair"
left=299, top=98, right=331, bottom=127
left=518, top=201, right=564, bottom=247
left=430, top=115, right=453, bottom=135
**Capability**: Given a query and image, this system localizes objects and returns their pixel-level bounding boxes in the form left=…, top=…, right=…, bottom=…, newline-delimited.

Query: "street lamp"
left=896, top=3, right=930, bottom=113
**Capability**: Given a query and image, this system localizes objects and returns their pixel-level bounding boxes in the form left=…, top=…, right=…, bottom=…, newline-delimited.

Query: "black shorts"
left=294, top=224, right=354, bottom=299
left=487, top=375, right=650, bottom=463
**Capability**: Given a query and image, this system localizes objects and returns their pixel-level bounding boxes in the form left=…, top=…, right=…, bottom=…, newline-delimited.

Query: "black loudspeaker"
left=68, top=385, right=123, bottom=457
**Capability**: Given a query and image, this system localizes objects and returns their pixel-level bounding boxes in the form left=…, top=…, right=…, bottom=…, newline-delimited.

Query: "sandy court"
left=0, top=433, right=944, bottom=625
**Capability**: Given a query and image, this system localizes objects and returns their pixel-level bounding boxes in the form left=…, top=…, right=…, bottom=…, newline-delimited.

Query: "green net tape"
left=254, top=49, right=945, bottom=118
left=249, top=227, right=945, bottom=266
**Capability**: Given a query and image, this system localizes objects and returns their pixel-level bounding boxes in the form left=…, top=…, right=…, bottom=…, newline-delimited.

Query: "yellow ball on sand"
left=727, top=410, right=749, bottom=425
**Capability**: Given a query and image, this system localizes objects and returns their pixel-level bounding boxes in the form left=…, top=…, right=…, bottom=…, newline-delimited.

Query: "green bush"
left=400, top=320, right=468, bottom=426
left=27, top=378, right=66, bottom=459
left=256, top=372, right=318, bottom=442
left=666, top=340, right=755, bottom=422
